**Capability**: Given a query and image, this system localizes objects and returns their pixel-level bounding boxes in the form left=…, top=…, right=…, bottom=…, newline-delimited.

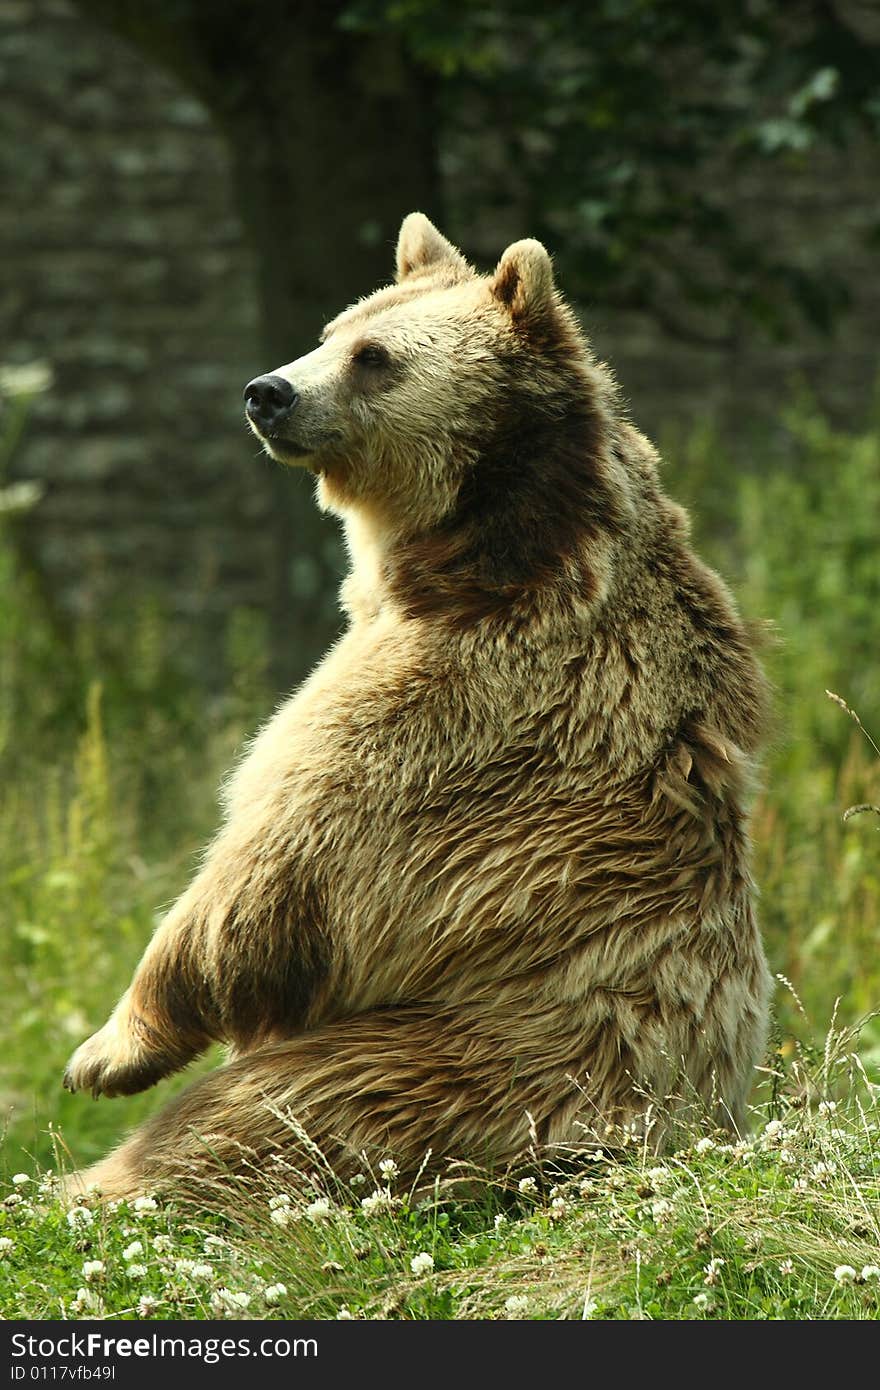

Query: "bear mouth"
left=247, top=420, right=316, bottom=464
left=248, top=417, right=342, bottom=467
left=261, top=434, right=315, bottom=461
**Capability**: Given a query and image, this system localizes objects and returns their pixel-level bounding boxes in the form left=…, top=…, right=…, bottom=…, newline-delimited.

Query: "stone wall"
left=1, top=0, right=267, bottom=674
left=596, top=147, right=880, bottom=443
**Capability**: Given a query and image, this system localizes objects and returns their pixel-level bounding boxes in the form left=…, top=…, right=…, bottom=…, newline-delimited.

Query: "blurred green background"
left=1, top=0, right=878, bottom=1175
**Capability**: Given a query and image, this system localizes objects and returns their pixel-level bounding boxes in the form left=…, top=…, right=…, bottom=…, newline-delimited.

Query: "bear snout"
left=243, top=373, right=299, bottom=434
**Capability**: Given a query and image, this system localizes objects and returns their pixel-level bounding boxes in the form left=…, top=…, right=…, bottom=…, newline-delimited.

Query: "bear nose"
left=243, top=374, right=298, bottom=430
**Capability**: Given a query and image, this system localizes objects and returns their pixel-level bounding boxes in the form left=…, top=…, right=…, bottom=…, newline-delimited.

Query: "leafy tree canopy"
left=343, top=0, right=880, bottom=340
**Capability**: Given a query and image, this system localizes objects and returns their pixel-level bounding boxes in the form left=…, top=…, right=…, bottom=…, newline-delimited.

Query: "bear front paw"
left=63, top=1016, right=168, bottom=1099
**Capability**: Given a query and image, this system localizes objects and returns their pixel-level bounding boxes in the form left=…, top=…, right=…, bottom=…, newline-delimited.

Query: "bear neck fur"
left=340, top=323, right=638, bottom=629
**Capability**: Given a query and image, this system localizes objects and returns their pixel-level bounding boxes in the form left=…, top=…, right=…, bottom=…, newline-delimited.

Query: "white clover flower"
left=350, top=1173, right=366, bottom=1187
left=122, top=1240, right=144, bottom=1262
left=336, top=1306, right=353, bottom=1320
left=360, top=1186, right=395, bottom=1216
left=763, top=1119, right=785, bottom=1140
left=861, top=1266, right=880, bottom=1281
left=268, top=1192, right=291, bottom=1211
left=11, top=1173, right=30, bottom=1186
left=693, top=1292, right=713, bottom=1310
left=378, top=1159, right=399, bottom=1182
left=410, top=1252, right=434, bottom=1275
left=137, top=1294, right=159, bottom=1317
left=778, top=1148, right=796, bottom=1166
left=651, top=1198, right=673, bottom=1223
left=778, top=1259, right=794, bottom=1276
left=176, top=1259, right=214, bottom=1281
left=646, top=1166, right=671, bottom=1188
left=694, top=1137, right=716, bottom=1155
left=0, top=362, right=53, bottom=396
left=305, top=1197, right=332, bottom=1222
left=703, top=1258, right=725, bottom=1286
left=127, top=1264, right=148, bottom=1279
left=517, top=1176, right=537, bottom=1195
left=264, top=1283, right=288, bottom=1305
left=132, top=1196, right=159, bottom=1215
left=0, top=1238, right=14, bottom=1256
left=494, top=1213, right=507, bottom=1230
left=152, top=1235, right=173, bottom=1253
left=811, top=1161, right=837, bottom=1183
left=211, top=1288, right=251, bottom=1313
left=549, top=1197, right=567, bottom=1220
left=3, top=1193, right=23, bottom=1209
left=834, top=1265, right=857, bottom=1284
left=818, top=1100, right=837, bottom=1115
left=82, top=1260, right=104, bottom=1282
left=793, top=1176, right=809, bottom=1192
left=504, top=1294, right=529, bottom=1317
left=270, top=1207, right=292, bottom=1227
left=70, top=1287, right=96, bottom=1315
left=0, top=480, right=43, bottom=517
left=66, top=1206, right=94, bottom=1230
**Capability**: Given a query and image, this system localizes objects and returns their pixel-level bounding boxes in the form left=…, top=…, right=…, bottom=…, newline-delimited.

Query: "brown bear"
left=63, top=213, right=771, bottom=1199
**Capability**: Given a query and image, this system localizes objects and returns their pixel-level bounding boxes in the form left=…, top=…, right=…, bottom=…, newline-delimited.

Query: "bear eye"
left=353, top=343, right=390, bottom=369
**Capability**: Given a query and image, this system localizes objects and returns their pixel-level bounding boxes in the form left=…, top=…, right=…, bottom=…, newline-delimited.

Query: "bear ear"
left=396, top=212, right=468, bottom=282
left=489, top=239, right=555, bottom=323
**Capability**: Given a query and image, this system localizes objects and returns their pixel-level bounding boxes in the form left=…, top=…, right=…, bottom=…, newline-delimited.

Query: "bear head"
left=245, top=213, right=639, bottom=621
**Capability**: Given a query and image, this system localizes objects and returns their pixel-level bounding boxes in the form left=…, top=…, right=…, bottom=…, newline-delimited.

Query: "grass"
left=3, top=1028, right=880, bottom=1320
left=0, top=373, right=879, bottom=1319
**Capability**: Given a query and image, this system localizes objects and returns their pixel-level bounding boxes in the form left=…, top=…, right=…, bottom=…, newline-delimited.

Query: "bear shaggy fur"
left=64, top=214, right=771, bottom=1198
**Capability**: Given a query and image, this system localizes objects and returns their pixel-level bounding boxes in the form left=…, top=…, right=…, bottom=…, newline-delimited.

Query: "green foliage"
left=738, top=404, right=880, bottom=757
left=0, top=376, right=267, bottom=1169
left=661, top=396, right=880, bottom=1050
left=3, top=1034, right=880, bottom=1320
left=341, top=0, right=880, bottom=337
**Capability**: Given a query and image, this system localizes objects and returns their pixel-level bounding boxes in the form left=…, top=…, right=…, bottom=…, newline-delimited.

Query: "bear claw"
left=63, top=1022, right=149, bottom=1099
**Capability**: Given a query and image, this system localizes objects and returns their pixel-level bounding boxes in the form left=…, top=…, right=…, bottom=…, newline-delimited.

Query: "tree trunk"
left=72, top=0, right=440, bottom=686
